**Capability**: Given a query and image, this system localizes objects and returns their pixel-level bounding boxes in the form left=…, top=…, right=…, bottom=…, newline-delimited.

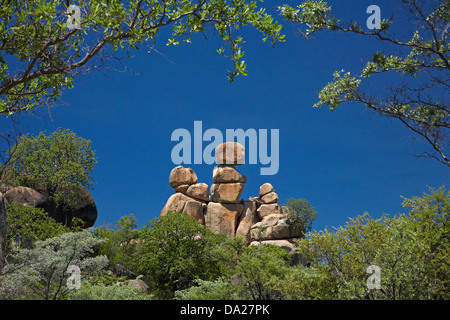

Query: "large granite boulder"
left=213, top=165, right=247, bottom=183
left=215, top=142, right=245, bottom=165
left=235, top=200, right=260, bottom=237
left=169, top=166, right=198, bottom=188
left=210, top=182, right=244, bottom=203
left=4, top=185, right=97, bottom=228
left=205, top=202, right=243, bottom=237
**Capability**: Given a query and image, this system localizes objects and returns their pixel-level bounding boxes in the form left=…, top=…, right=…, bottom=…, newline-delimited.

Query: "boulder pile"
left=160, top=142, right=305, bottom=264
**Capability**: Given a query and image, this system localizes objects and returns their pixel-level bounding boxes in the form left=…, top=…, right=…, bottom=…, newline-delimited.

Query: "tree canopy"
left=0, top=0, right=284, bottom=115
left=279, top=0, right=450, bottom=167
left=3, top=128, right=96, bottom=207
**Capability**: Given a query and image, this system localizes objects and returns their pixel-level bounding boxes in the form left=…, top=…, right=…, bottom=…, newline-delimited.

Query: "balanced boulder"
left=216, top=142, right=245, bottom=165
left=185, top=183, right=209, bottom=202
left=257, top=203, right=281, bottom=219
left=261, top=191, right=278, bottom=204
left=169, top=166, right=198, bottom=188
left=210, top=183, right=244, bottom=203
left=213, top=165, right=247, bottom=183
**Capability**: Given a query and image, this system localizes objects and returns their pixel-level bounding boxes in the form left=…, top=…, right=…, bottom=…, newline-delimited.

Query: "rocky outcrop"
left=160, top=142, right=306, bottom=265
left=2, top=185, right=97, bottom=228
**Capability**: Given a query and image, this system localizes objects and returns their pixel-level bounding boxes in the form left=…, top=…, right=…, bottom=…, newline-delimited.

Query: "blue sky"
left=7, top=0, right=449, bottom=232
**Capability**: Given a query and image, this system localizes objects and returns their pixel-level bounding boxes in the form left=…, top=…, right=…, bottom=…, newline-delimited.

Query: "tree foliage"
left=283, top=198, right=318, bottom=233
left=1, top=188, right=448, bottom=300
left=128, top=211, right=230, bottom=299
left=5, top=202, right=71, bottom=250
left=279, top=0, right=450, bottom=167
left=0, top=0, right=284, bottom=115
left=0, top=230, right=107, bottom=300
left=296, top=187, right=449, bottom=299
left=3, top=128, right=96, bottom=208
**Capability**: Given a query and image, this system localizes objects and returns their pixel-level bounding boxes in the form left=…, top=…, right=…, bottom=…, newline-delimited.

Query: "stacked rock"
left=159, top=142, right=306, bottom=265
left=249, top=182, right=303, bottom=242
left=160, top=166, right=209, bottom=224
left=205, top=142, right=246, bottom=237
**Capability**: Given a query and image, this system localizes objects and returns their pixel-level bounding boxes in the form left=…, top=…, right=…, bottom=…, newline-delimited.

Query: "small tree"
left=134, top=211, right=226, bottom=299
left=296, top=187, right=450, bottom=299
left=234, top=244, right=290, bottom=300
left=93, top=214, right=140, bottom=270
left=283, top=198, right=318, bottom=233
left=3, top=128, right=96, bottom=208
left=5, top=202, right=71, bottom=250
left=0, top=230, right=107, bottom=300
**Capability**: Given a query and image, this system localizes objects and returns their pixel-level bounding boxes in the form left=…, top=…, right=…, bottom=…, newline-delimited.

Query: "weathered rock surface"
left=4, top=185, right=97, bottom=228
left=182, top=200, right=205, bottom=224
left=169, top=166, right=198, bottom=188
left=257, top=203, right=281, bottom=219
left=261, top=191, right=278, bottom=204
left=4, top=186, right=50, bottom=209
left=259, top=183, right=274, bottom=198
left=174, top=184, right=190, bottom=194
left=235, top=200, right=259, bottom=237
left=250, top=213, right=303, bottom=241
left=213, top=165, right=247, bottom=183
left=185, top=183, right=209, bottom=202
left=160, top=193, right=200, bottom=216
left=216, top=142, right=245, bottom=165
left=205, top=202, right=243, bottom=237
left=210, top=183, right=244, bottom=203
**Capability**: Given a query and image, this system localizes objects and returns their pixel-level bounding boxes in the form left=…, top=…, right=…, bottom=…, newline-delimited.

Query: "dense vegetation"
left=0, top=186, right=448, bottom=300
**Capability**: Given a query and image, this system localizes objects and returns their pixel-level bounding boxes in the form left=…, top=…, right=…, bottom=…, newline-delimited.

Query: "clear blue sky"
left=8, top=0, right=449, bottom=232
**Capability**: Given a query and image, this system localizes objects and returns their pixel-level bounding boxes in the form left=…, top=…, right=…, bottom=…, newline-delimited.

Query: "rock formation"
left=160, top=142, right=306, bottom=264
left=0, top=184, right=97, bottom=228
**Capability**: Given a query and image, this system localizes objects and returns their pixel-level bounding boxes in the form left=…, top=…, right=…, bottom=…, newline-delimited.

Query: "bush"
left=0, top=230, right=107, bottom=300
left=283, top=198, right=318, bottom=233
